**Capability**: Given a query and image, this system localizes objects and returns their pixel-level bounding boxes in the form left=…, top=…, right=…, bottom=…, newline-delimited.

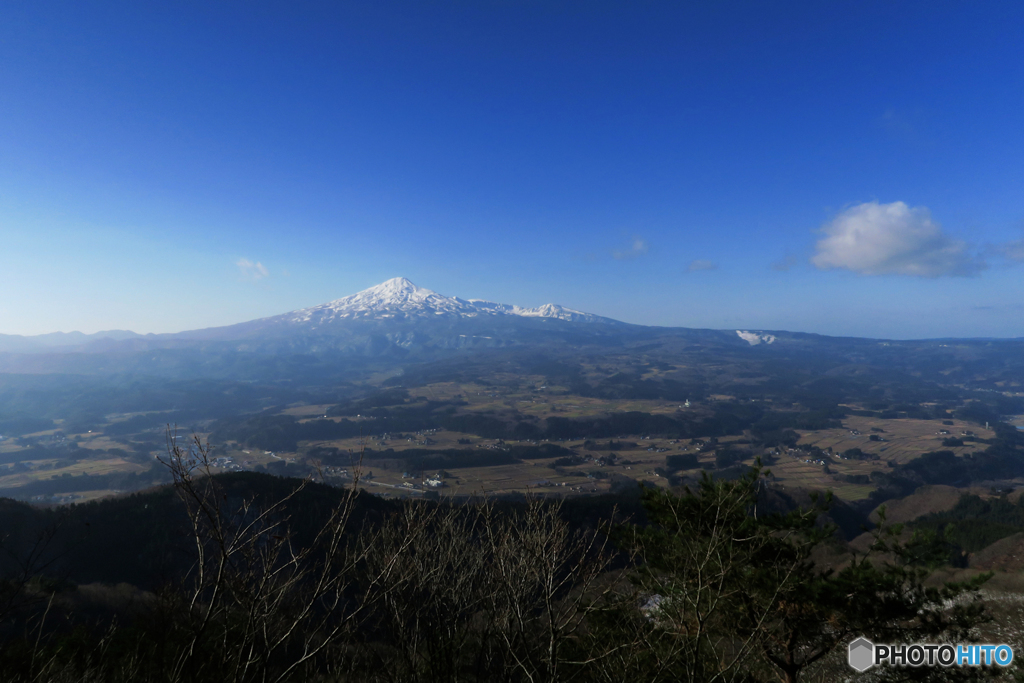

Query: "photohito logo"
left=848, top=637, right=1014, bottom=671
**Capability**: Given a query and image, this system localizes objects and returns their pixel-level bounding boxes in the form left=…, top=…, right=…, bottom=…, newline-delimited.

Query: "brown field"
left=348, top=456, right=677, bottom=499
left=796, top=415, right=992, bottom=465
left=765, top=456, right=851, bottom=491
left=216, top=445, right=299, bottom=471
left=1, top=386, right=1004, bottom=507
left=0, top=457, right=147, bottom=490
left=287, top=410, right=1004, bottom=501
left=281, top=404, right=334, bottom=418
left=405, top=381, right=693, bottom=419
left=75, top=434, right=137, bottom=452
left=866, top=484, right=964, bottom=524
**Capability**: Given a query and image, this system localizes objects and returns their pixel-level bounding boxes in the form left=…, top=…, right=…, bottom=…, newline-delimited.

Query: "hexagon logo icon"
left=848, top=637, right=875, bottom=672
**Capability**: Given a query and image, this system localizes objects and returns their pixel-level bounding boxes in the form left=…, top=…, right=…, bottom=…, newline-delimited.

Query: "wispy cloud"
left=995, top=239, right=1024, bottom=262
left=611, top=237, right=649, bottom=261
left=877, top=108, right=933, bottom=148
left=686, top=259, right=717, bottom=272
left=236, top=257, right=269, bottom=281
left=811, top=201, right=985, bottom=278
left=771, top=255, right=798, bottom=272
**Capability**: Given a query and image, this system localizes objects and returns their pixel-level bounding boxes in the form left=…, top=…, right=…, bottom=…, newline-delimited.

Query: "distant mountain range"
left=11, top=279, right=1024, bottom=386
left=0, top=279, right=669, bottom=377
left=0, top=278, right=620, bottom=355
left=20, top=276, right=1024, bottom=388
left=0, top=329, right=142, bottom=353
left=0, top=279, right=574, bottom=353
left=18, top=277, right=1009, bottom=385
left=3, top=278, right=1024, bottom=427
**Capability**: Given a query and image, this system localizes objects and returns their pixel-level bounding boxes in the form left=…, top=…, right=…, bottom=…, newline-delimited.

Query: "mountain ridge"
left=0, top=278, right=620, bottom=354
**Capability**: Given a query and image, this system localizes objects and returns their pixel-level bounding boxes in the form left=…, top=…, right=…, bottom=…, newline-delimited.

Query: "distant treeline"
left=1, top=438, right=158, bottom=468
left=0, top=372, right=351, bottom=437
left=0, top=464, right=169, bottom=499
left=211, top=400, right=847, bottom=453
left=101, top=409, right=214, bottom=437
left=912, top=492, right=1024, bottom=558
left=0, top=416, right=54, bottom=437
left=0, top=442, right=84, bottom=467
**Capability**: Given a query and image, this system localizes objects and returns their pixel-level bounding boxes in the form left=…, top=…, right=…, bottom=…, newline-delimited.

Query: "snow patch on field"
left=737, top=331, right=777, bottom=345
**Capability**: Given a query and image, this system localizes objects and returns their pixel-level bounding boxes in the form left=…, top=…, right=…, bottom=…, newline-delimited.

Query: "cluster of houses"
left=211, top=456, right=244, bottom=472
left=782, top=445, right=830, bottom=467
left=399, top=471, right=445, bottom=489
left=936, top=428, right=975, bottom=437
left=531, top=480, right=599, bottom=494
left=477, top=440, right=511, bottom=451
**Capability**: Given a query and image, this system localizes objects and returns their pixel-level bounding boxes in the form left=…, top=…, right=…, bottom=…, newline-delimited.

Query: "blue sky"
left=2, top=1, right=1023, bottom=338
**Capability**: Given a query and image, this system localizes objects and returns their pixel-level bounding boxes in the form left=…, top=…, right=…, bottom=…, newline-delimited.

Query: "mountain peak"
left=351, top=277, right=439, bottom=306
left=372, top=277, right=418, bottom=294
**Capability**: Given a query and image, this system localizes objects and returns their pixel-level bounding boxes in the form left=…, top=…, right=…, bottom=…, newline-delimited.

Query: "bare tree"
left=359, top=499, right=491, bottom=682
left=0, top=515, right=64, bottom=629
left=350, top=494, right=625, bottom=683
left=610, top=469, right=811, bottom=683
left=161, top=428, right=388, bottom=683
left=481, top=497, right=619, bottom=683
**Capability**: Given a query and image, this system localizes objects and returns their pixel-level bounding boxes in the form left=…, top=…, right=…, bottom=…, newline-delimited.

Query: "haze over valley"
left=4, top=3, right=1024, bottom=680
left=2, top=275, right=1024, bottom=506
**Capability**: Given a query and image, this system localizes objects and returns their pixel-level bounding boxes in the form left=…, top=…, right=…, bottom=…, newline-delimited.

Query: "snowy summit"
left=287, top=278, right=613, bottom=324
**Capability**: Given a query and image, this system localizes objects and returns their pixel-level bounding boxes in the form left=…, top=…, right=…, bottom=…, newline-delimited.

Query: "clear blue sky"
left=2, top=1, right=1022, bottom=338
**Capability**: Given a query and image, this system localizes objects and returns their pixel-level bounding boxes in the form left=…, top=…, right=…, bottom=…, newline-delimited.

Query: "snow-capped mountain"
left=285, top=278, right=616, bottom=325
left=0, top=277, right=801, bottom=379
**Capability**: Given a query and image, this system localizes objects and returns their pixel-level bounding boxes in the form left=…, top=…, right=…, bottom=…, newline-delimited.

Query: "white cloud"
left=611, top=237, right=649, bottom=261
left=686, top=259, right=717, bottom=272
left=236, top=257, right=269, bottom=280
left=810, top=201, right=984, bottom=277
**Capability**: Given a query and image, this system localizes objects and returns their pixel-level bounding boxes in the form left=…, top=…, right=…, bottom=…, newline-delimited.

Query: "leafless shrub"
left=479, top=497, right=621, bottom=683
left=160, top=428, right=375, bottom=683
left=358, top=499, right=490, bottom=682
